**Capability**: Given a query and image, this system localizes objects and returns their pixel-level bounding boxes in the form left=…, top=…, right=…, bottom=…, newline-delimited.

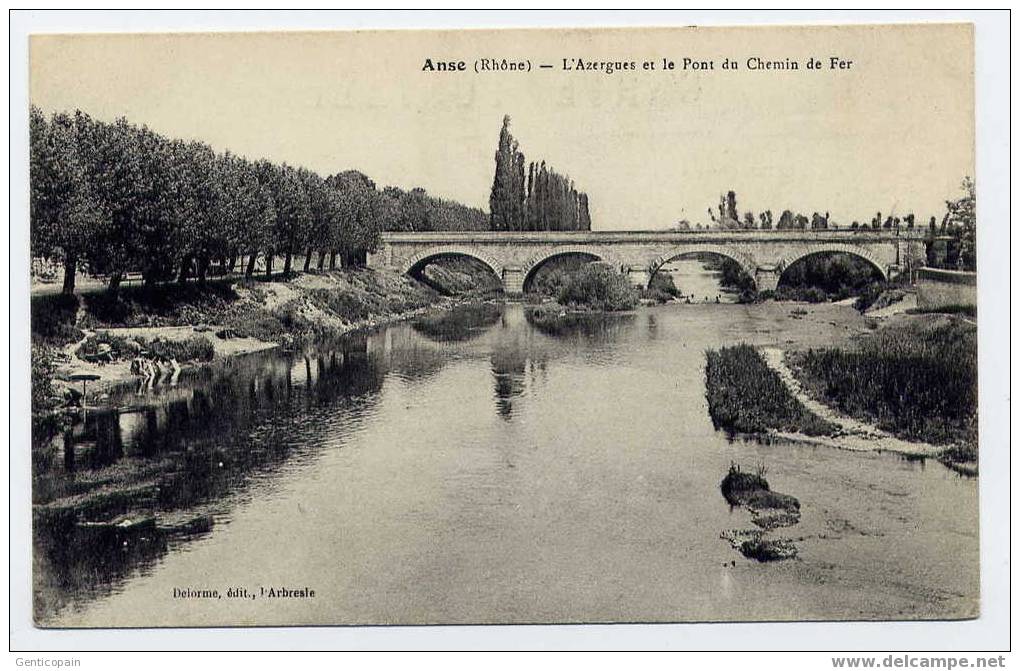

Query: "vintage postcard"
left=27, top=23, right=979, bottom=628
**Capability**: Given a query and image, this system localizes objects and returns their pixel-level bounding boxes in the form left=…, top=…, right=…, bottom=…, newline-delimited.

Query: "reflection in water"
left=33, top=335, right=386, bottom=620
left=33, top=297, right=978, bottom=626
left=411, top=303, right=501, bottom=342
left=491, top=344, right=528, bottom=421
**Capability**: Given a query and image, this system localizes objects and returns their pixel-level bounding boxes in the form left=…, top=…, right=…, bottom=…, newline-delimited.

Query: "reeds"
left=791, top=320, right=977, bottom=447
left=705, top=344, right=837, bottom=437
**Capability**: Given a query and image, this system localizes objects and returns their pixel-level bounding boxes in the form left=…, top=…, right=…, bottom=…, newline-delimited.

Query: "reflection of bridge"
left=368, top=230, right=928, bottom=294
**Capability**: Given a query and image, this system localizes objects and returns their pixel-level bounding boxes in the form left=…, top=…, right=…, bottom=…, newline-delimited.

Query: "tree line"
left=676, top=182, right=976, bottom=271
left=30, top=106, right=488, bottom=295
left=489, top=115, right=592, bottom=232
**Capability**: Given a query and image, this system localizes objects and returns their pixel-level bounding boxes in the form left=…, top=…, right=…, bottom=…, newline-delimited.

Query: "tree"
left=578, top=193, right=591, bottom=231
left=73, top=113, right=148, bottom=292
left=776, top=210, right=794, bottom=230
left=726, top=190, right=738, bottom=223
left=325, top=170, right=382, bottom=267
left=489, top=115, right=526, bottom=231
left=944, top=177, right=976, bottom=270
left=29, top=107, right=103, bottom=295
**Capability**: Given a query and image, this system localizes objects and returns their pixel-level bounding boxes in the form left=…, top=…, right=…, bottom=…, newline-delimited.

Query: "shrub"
left=145, top=335, right=215, bottom=362
left=31, top=294, right=82, bottom=345
left=531, top=268, right=573, bottom=298
left=528, top=255, right=596, bottom=297
left=720, top=462, right=770, bottom=506
left=31, top=345, right=65, bottom=448
left=705, top=344, right=836, bottom=437
left=76, top=332, right=214, bottom=363
left=556, top=263, right=638, bottom=312
left=641, top=272, right=681, bottom=303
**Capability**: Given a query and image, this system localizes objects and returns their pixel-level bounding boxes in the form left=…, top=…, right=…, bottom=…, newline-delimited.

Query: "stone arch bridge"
left=367, top=230, right=927, bottom=295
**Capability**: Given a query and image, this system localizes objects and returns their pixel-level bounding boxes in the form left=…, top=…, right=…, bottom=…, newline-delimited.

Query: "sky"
left=29, top=24, right=974, bottom=230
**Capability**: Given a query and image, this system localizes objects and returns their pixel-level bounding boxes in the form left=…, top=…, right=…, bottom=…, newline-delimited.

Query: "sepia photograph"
left=12, top=12, right=1009, bottom=652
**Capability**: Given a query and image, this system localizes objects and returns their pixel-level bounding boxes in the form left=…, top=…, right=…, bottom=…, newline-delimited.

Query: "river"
left=33, top=269, right=978, bottom=626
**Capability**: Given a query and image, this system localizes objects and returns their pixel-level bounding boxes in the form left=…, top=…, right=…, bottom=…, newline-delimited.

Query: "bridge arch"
left=779, top=244, right=889, bottom=282
left=649, top=245, right=759, bottom=287
left=521, top=247, right=623, bottom=293
left=401, top=246, right=505, bottom=284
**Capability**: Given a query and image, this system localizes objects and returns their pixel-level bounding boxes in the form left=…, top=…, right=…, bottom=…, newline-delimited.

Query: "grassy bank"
left=787, top=316, right=977, bottom=469
left=30, top=269, right=453, bottom=446
left=705, top=344, right=837, bottom=437
left=32, top=269, right=443, bottom=347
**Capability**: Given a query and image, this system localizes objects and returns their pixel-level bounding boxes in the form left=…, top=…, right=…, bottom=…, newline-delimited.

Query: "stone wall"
left=916, top=268, right=977, bottom=310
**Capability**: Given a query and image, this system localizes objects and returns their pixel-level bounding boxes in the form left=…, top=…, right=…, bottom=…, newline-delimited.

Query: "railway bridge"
left=367, top=229, right=928, bottom=295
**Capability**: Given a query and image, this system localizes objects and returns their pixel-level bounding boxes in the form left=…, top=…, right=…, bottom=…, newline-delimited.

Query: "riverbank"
left=31, top=269, right=490, bottom=430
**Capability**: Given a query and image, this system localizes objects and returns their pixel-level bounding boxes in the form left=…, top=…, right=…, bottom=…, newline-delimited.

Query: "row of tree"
left=681, top=183, right=977, bottom=270
left=489, top=115, right=592, bottom=232
left=380, top=186, right=487, bottom=232
left=30, top=107, right=488, bottom=295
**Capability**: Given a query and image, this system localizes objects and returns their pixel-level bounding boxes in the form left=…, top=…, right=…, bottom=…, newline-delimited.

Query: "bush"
left=641, top=272, right=681, bottom=303
left=76, top=332, right=214, bottom=363
left=556, top=263, right=638, bottom=312
left=527, top=255, right=597, bottom=298
left=31, top=345, right=66, bottom=448
left=31, top=294, right=83, bottom=345
left=720, top=462, right=770, bottom=506
left=705, top=344, right=837, bottom=437
left=79, top=282, right=239, bottom=329
left=145, top=336, right=215, bottom=362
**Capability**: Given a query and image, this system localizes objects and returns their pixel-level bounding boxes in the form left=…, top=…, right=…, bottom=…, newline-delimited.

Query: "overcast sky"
left=30, top=24, right=974, bottom=230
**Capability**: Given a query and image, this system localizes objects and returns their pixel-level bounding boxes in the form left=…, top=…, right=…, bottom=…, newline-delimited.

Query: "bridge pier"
left=755, top=266, right=781, bottom=293
left=626, top=265, right=650, bottom=290
left=502, top=265, right=524, bottom=295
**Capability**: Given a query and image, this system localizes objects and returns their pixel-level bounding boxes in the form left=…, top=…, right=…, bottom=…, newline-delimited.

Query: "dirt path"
left=760, top=347, right=942, bottom=458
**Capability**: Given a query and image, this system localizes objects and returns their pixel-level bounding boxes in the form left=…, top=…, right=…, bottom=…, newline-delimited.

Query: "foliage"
left=555, top=263, right=638, bottom=311
left=380, top=186, right=487, bottom=232
left=75, top=332, right=214, bottom=362
left=489, top=115, right=592, bottom=231
left=790, top=319, right=977, bottom=447
left=853, top=284, right=907, bottom=312
left=925, top=177, right=976, bottom=271
left=31, top=345, right=66, bottom=449
left=720, top=462, right=770, bottom=506
left=779, top=252, right=883, bottom=299
left=641, top=271, right=681, bottom=303
left=31, top=106, right=474, bottom=295
left=31, top=294, right=83, bottom=345
left=417, top=256, right=503, bottom=296
left=709, top=256, right=755, bottom=293
left=526, top=254, right=596, bottom=298
left=80, top=282, right=239, bottom=329
left=704, top=344, right=836, bottom=437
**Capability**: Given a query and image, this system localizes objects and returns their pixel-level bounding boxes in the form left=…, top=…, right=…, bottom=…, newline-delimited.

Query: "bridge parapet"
left=371, top=229, right=928, bottom=293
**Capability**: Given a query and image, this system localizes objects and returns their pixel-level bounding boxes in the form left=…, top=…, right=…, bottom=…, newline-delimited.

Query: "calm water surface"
left=34, top=282, right=978, bottom=626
